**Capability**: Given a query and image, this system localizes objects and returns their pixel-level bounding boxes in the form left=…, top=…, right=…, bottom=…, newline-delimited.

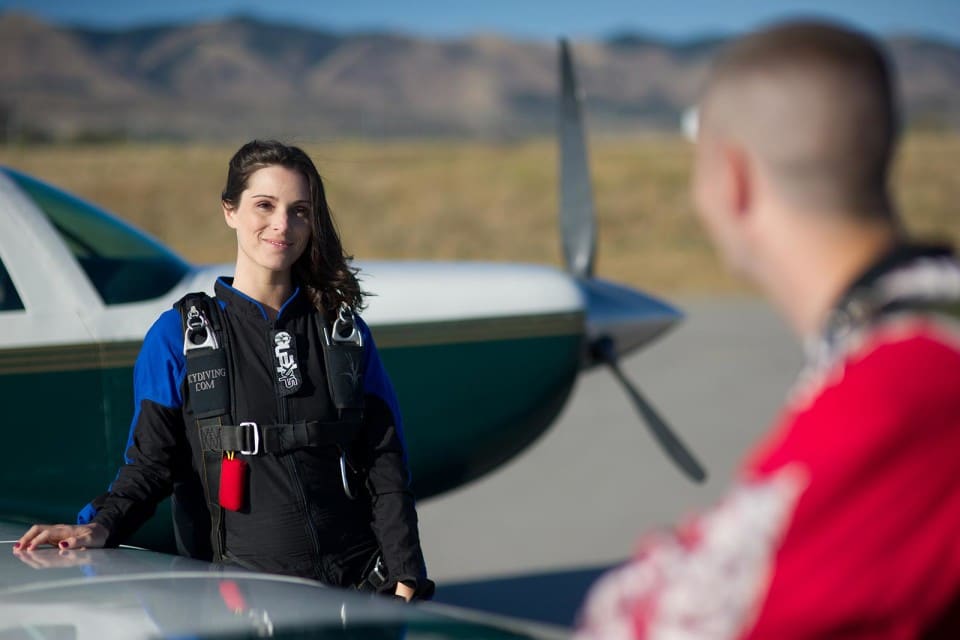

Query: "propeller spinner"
left=558, top=38, right=707, bottom=483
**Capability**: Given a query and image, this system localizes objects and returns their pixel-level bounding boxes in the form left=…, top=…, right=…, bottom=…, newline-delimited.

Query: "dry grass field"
left=1, top=133, right=957, bottom=295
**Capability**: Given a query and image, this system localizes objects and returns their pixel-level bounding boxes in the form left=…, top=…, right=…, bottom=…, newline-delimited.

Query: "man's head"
left=692, top=21, right=901, bottom=278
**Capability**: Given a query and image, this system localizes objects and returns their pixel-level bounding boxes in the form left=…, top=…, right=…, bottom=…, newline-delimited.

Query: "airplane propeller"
left=559, top=39, right=597, bottom=279
left=558, top=39, right=707, bottom=483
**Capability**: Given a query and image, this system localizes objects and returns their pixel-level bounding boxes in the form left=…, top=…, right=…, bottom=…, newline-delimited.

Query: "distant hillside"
left=1, top=12, right=958, bottom=141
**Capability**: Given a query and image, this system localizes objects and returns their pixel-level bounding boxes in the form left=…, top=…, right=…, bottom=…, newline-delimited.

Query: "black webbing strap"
left=197, top=415, right=226, bottom=562
left=199, top=420, right=360, bottom=455
left=177, top=292, right=231, bottom=563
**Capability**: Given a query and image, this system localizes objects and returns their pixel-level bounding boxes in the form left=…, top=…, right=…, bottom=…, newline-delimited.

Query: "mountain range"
left=1, top=12, right=958, bottom=141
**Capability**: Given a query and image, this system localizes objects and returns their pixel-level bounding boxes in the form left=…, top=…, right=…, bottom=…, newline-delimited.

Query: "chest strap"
left=199, top=420, right=360, bottom=456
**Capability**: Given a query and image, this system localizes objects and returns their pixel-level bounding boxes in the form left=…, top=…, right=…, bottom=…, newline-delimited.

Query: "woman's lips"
left=263, top=238, right=293, bottom=248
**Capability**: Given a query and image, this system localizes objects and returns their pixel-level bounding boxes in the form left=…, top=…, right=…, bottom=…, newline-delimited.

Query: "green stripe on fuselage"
left=0, top=341, right=141, bottom=374
left=373, top=311, right=583, bottom=348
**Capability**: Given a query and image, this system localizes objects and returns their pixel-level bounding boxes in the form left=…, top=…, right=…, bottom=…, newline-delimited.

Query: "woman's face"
left=223, top=165, right=312, bottom=279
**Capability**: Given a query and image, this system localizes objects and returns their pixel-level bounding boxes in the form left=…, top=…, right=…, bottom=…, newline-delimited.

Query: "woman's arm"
left=362, top=394, right=431, bottom=597
left=357, top=318, right=433, bottom=600
left=81, top=309, right=190, bottom=546
left=15, top=311, right=188, bottom=551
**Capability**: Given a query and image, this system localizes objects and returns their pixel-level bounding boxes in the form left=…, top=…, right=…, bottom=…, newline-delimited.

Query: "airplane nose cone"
left=578, top=278, right=683, bottom=364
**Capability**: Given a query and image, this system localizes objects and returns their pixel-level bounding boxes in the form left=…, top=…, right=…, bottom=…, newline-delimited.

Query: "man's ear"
left=223, top=201, right=238, bottom=229
left=722, top=144, right=752, bottom=219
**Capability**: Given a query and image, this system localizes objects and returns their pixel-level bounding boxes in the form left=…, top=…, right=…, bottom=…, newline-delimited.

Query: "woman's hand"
left=13, top=523, right=109, bottom=552
left=394, top=581, right=415, bottom=602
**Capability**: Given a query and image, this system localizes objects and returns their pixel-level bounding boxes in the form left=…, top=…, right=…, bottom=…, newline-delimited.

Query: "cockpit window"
left=0, top=257, right=24, bottom=311
left=6, top=169, right=191, bottom=305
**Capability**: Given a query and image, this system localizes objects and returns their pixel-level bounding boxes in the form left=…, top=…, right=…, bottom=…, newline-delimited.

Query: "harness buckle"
left=239, top=421, right=260, bottom=456
left=184, top=304, right=219, bottom=354
left=330, top=304, right=363, bottom=346
left=371, top=556, right=387, bottom=585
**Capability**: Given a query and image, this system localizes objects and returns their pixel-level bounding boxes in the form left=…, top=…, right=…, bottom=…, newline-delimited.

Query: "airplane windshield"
left=6, top=169, right=190, bottom=305
left=0, top=257, right=24, bottom=311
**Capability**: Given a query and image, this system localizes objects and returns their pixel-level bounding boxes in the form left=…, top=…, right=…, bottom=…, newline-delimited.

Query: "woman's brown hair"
left=221, top=140, right=363, bottom=317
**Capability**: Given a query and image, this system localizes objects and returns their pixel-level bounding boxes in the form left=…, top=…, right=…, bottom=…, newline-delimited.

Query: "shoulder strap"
left=175, top=291, right=232, bottom=561
left=177, top=293, right=231, bottom=419
left=316, top=307, right=366, bottom=423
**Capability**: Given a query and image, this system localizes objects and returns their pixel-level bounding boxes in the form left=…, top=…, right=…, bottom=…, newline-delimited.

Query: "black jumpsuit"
left=80, top=277, right=430, bottom=594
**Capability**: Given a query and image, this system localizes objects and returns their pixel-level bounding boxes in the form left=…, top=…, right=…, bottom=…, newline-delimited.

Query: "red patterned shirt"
left=577, top=247, right=960, bottom=639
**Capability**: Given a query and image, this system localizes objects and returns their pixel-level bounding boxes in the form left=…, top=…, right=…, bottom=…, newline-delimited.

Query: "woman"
left=14, top=140, right=432, bottom=601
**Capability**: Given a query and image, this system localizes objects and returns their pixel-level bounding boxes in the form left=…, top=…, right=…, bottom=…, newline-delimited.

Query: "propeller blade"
left=591, top=336, right=708, bottom=483
left=558, top=38, right=597, bottom=279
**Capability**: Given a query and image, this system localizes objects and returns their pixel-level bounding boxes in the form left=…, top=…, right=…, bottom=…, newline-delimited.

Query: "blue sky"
left=3, top=0, right=959, bottom=42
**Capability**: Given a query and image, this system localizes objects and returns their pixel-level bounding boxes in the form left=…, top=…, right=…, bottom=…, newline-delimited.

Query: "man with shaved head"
left=578, top=21, right=960, bottom=639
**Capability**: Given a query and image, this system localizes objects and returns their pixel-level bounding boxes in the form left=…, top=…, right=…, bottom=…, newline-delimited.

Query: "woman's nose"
left=270, top=210, right=289, bottom=231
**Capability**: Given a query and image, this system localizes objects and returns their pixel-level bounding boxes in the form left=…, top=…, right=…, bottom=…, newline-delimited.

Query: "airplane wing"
left=0, top=522, right=564, bottom=639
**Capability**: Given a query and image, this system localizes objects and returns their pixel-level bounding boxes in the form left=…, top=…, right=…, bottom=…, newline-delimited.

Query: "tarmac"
left=416, top=296, right=805, bottom=627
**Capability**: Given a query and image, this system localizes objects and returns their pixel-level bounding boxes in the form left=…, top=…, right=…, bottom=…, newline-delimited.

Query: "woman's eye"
left=295, top=208, right=310, bottom=218
left=255, top=201, right=272, bottom=211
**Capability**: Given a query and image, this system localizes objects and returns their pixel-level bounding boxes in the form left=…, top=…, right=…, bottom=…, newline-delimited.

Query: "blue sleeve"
left=78, top=308, right=186, bottom=524
left=358, top=316, right=406, bottom=448
left=122, top=308, right=186, bottom=460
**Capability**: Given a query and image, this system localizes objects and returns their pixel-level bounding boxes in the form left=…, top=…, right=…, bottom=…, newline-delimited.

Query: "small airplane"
left=0, top=41, right=705, bottom=554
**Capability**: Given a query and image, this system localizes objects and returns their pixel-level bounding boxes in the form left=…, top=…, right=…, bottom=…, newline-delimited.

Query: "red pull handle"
left=219, top=455, right=248, bottom=511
